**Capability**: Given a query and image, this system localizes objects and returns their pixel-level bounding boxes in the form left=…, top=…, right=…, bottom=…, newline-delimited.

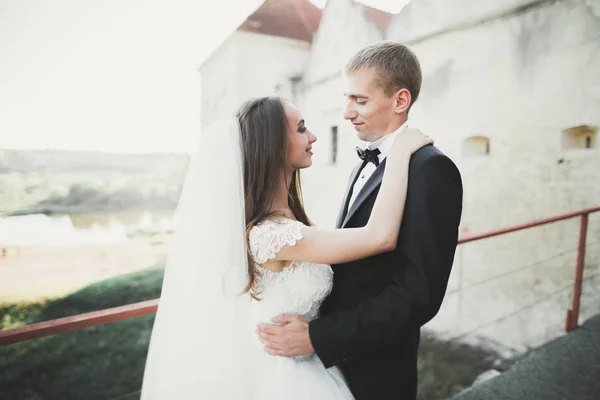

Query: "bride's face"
left=285, top=102, right=317, bottom=170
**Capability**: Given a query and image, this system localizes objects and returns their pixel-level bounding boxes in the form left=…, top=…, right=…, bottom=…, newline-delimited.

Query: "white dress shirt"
left=348, top=122, right=408, bottom=209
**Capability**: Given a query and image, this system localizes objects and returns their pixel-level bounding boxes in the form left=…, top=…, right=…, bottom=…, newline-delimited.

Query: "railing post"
left=565, top=213, right=589, bottom=332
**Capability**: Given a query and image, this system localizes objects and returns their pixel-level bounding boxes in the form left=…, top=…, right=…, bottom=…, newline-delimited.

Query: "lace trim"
left=249, top=218, right=306, bottom=265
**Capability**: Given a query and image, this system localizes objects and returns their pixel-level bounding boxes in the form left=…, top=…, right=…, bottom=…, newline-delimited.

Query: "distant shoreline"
left=3, top=205, right=176, bottom=217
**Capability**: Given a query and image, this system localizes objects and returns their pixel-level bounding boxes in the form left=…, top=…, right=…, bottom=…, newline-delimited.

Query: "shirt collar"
left=365, top=121, right=409, bottom=161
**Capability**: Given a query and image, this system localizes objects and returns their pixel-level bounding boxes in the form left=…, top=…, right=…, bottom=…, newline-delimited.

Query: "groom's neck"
left=371, top=117, right=408, bottom=142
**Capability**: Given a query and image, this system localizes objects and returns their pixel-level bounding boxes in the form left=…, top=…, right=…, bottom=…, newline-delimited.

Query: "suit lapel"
left=336, top=162, right=363, bottom=229
left=342, top=158, right=387, bottom=228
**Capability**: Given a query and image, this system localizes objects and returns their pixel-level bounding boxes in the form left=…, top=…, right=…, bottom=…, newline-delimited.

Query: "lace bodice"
left=248, top=218, right=333, bottom=324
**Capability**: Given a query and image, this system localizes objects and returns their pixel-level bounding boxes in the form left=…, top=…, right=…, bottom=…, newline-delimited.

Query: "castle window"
left=462, top=135, right=490, bottom=157
left=331, top=126, right=338, bottom=164
left=562, top=125, right=597, bottom=150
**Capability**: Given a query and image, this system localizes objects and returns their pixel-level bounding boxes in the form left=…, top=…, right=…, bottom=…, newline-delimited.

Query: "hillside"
left=0, top=149, right=189, bottom=215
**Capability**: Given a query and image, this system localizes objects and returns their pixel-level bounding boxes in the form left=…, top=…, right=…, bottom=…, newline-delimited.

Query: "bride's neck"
left=271, top=168, right=293, bottom=214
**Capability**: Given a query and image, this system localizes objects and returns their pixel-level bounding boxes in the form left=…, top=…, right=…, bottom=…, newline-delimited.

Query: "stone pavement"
left=451, top=314, right=600, bottom=400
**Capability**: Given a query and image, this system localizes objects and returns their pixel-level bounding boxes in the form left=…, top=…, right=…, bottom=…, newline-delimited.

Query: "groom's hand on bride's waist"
left=257, top=314, right=314, bottom=357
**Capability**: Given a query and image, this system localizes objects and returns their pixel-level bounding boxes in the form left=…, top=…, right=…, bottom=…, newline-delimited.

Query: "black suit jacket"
left=309, top=145, right=463, bottom=399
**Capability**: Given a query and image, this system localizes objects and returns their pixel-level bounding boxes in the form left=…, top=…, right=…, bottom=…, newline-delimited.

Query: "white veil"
left=141, top=117, right=253, bottom=398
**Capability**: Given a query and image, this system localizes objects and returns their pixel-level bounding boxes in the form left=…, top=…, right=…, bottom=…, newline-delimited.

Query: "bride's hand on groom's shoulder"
left=393, top=128, right=433, bottom=156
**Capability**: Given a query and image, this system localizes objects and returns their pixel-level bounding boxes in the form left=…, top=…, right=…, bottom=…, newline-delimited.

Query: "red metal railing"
left=1, top=206, right=599, bottom=347
left=457, top=206, right=599, bottom=332
left=0, top=299, right=158, bottom=346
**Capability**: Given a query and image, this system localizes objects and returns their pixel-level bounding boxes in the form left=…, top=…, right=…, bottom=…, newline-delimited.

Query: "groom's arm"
left=309, top=154, right=463, bottom=368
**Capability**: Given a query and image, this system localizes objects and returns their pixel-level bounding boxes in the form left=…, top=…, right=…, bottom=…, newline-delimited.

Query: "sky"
left=0, top=0, right=410, bottom=153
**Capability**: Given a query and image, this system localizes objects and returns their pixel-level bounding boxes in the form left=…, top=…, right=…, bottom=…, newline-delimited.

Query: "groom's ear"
left=393, top=88, right=411, bottom=115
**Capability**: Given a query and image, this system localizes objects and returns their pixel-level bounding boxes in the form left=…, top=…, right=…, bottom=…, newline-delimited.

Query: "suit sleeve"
left=308, top=154, right=463, bottom=368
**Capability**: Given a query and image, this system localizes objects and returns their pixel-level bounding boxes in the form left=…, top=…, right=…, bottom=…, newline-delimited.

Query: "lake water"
left=0, top=210, right=174, bottom=246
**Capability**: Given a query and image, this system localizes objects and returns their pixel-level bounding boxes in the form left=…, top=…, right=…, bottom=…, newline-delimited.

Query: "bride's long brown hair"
left=236, top=96, right=312, bottom=296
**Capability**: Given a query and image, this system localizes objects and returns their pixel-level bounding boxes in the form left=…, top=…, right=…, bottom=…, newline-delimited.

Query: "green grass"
left=0, top=267, right=164, bottom=400
left=418, top=332, right=500, bottom=399
left=0, top=267, right=501, bottom=400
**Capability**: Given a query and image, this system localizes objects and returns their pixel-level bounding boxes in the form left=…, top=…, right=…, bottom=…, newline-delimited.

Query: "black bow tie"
left=356, top=147, right=381, bottom=166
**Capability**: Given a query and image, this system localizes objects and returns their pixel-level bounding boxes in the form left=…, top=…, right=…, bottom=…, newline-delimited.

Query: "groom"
left=258, top=41, right=463, bottom=399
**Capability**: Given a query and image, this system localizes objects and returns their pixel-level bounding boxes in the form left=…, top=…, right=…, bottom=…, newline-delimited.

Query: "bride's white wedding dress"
left=140, top=118, right=352, bottom=399
left=247, top=217, right=354, bottom=399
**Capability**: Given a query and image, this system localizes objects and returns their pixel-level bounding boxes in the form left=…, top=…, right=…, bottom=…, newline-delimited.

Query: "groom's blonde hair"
left=345, top=41, right=422, bottom=111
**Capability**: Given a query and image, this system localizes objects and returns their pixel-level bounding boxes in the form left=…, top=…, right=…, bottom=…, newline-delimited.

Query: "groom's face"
left=343, top=67, right=398, bottom=142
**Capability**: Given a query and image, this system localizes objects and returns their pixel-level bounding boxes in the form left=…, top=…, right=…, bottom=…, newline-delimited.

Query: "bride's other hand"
left=392, top=128, right=433, bottom=156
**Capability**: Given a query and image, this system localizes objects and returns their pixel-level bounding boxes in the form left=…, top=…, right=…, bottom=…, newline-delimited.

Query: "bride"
left=140, top=96, right=432, bottom=399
